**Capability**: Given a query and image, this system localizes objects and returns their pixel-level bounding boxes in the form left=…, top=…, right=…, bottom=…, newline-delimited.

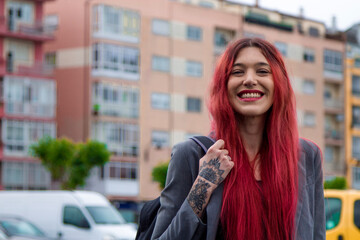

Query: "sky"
left=231, top=0, right=359, bottom=31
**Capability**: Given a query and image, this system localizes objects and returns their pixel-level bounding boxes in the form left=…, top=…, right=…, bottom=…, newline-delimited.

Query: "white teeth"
left=241, top=93, right=261, bottom=98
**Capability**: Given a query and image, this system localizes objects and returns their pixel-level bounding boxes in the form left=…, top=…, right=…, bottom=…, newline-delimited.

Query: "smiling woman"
left=227, top=47, right=274, bottom=118
left=151, top=38, right=325, bottom=240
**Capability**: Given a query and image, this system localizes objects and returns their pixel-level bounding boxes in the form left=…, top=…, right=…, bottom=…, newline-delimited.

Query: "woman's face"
left=227, top=47, right=274, bottom=118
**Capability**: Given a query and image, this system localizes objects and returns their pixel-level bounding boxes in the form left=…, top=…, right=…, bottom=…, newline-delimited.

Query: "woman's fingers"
left=199, top=140, right=234, bottom=186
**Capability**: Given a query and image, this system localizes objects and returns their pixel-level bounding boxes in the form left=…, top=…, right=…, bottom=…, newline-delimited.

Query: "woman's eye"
left=231, top=70, right=244, bottom=75
left=257, top=69, right=270, bottom=75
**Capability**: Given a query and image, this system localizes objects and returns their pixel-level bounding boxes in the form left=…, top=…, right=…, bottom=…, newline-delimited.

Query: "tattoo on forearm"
left=187, top=179, right=210, bottom=215
left=199, top=157, right=225, bottom=184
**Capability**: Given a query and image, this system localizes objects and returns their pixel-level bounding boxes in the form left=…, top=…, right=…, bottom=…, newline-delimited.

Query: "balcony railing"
left=0, top=17, right=54, bottom=40
left=324, top=98, right=344, bottom=109
left=17, top=22, right=54, bottom=37
left=3, top=58, right=53, bottom=77
left=17, top=63, right=54, bottom=77
left=325, top=129, right=344, bottom=140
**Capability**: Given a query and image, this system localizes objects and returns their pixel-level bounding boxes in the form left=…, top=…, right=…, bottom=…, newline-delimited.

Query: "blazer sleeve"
left=313, top=146, right=326, bottom=240
left=151, top=140, right=207, bottom=240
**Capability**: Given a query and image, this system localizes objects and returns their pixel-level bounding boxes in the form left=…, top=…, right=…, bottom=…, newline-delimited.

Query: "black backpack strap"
left=190, top=136, right=216, bottom=153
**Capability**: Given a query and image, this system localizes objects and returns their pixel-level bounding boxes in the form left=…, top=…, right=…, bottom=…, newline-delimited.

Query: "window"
left=151, top=93, right=170, bottom=110
left=199, top=1, right=214, bottom=8
left=186, top=61, right=202, bottom=77
left=92, top=43, right=139, bottom=78
left=302, top=80, right=315, bottom=95
left=152, top=130, right=170, bottom=148
left=353, top=106, right=360, bottom=128
left=44, top=15, right=59, bottom=31
left=274, top=42, right=287, bottom=57
left=45, top=52, right=56, bottom=67
left=63, top=206, right=90, bottom=229
left=324, top=49, right=343, bottom=72
left=355, top=200, right=360, bottom=229
left=303, top=48, right=315, bottom=62
left=7, top=2, right=33, bottom=31
left=86, top=206, right=126, bottom=224
left=353, top=75, right=360, bottom=97
left=309, top=27, right=320, bottom=37
left=325, top=146, right=334, bottom=163
left=355, top=58, right=360, bottom=68
left=3, top=120, right=55, bottom=156
left=108, top=162, right=137, bottom=180
left=122, top=10, right=140, bottom=38
left=303, top=112, right=316, bottom=127
left=92, top=83, right=139, bottom=118
left=92, top=122, right=139, bottom=157
left=187, top=26, right=202, bottom=41
left=353, top=136, right=360, bottom=159
left=325, top=198, right=341, bottom=230
left=187, top=97, right=202, bottom=112
left=2, top=161, right=50, bottom=190
left=152, top=19, right=170, bottom=36
left=4, top=76, right=56, bottom=117
left=93, top=5, right=140, bottom=40
left=152, top=56, right=170, bottom=72
left=353, top=167, right=360, bottom=190
left=214, top=28, right=235, bottom=48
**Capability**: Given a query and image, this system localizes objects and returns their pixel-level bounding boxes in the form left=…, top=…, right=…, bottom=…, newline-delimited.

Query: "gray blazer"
left=151, top=138, right=325, bottom=240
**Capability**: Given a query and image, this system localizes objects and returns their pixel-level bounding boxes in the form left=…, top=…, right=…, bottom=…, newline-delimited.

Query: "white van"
left=0, top=190, right=137, bottom=240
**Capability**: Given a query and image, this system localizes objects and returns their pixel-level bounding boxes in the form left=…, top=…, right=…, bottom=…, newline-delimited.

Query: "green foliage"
left=152, top=161, right=169, bottom=189
left=30, top=137, right=110, bottom=190
left=324, top=177, right=347, bottom=190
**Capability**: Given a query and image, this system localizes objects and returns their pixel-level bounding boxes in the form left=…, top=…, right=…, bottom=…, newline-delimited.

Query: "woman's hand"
left=198, top=139, right=234, bottom=186
left=187, top=139, right=234, bottom=217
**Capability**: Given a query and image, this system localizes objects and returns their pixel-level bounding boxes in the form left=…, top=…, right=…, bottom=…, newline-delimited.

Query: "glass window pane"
left=186, top=97, right=202, bottom=112
left=152, top=131, right=170, bottom=148
left=325, top=198, right=342, bottom=230
left=151, top=93, right=170, bottom=110
left=152, top=19, right=169, bottom=36
left=353, top=136, right=360, bottom=159
left=187, top=26, right=202, bottom=41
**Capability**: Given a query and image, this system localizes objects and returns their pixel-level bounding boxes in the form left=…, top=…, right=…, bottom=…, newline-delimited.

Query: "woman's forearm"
left=187, top=176, right=217, bottom=218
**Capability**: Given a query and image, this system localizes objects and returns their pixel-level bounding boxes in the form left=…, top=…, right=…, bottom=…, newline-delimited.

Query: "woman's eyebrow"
left=232, top=62, right=270, bottom=68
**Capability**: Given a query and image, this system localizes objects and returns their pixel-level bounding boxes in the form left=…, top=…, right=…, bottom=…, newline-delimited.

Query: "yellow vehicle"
left=325, top=190, right=360, bottom=240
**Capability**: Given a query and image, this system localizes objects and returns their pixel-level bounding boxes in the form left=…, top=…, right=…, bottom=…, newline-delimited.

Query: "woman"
left=151, top=38, right=325, bottom=240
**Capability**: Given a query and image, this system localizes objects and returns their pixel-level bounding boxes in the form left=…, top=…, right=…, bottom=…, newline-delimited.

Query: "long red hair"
left=208, top=38, right=299, bottom=240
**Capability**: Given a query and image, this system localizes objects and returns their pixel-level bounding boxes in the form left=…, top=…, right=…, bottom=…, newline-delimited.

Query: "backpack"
left=135, top=136, right=215, bottom=240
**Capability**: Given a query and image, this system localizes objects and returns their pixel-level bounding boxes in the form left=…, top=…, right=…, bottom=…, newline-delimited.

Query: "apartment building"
left=0, top=0, right=57, bottom=190
left=43, top=0, right=345, bottom=220
left=345, top=23, right=360, bottom=189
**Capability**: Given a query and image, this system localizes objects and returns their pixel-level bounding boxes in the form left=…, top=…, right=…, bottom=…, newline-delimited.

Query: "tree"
left=324, top=177, right=347, bottom=190
left=152, top=161, right=169, bottom=189
left=30, top=136, right=111, bottom=190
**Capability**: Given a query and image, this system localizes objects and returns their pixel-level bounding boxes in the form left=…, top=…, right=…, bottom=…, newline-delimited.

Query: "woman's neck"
left=237, top=115, right=266, bottom=161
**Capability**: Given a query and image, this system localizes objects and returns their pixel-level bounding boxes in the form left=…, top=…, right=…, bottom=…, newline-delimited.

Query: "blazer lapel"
left=206, top=183, right=224, bottom=240
left=295, top=149, right=306, bottom=236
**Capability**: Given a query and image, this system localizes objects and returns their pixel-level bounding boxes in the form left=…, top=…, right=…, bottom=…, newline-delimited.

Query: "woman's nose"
left=243, top=71, right=257, bottom=87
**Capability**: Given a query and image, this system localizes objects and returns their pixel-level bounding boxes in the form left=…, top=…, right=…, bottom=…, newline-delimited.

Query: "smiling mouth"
left=237, top=91, right=264, bottom=100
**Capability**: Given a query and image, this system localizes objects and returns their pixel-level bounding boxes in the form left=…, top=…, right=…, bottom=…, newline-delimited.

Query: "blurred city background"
left=0, top=0, right=359, bottom=231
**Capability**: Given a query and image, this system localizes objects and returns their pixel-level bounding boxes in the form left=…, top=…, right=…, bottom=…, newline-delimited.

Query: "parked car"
left=0, top=216, right=51, bottom=240
left=325, top=189, right=360, bottom=240
left=0, top=191, right=136, bottom=240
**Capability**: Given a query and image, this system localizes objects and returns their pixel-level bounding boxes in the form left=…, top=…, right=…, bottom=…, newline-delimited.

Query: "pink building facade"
left=0, top=0, right=56, bottom=190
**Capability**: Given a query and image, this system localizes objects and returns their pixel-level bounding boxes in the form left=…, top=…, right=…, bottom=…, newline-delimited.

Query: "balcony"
left=0, top=58, right=53, bottom=78
left=0, top=16, right=54, bottom=42
left=325, top=128, right=344, bottom=146
left=324, top=98, right=344, bottom=114
left=244, top=12, right=293, bottom=32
